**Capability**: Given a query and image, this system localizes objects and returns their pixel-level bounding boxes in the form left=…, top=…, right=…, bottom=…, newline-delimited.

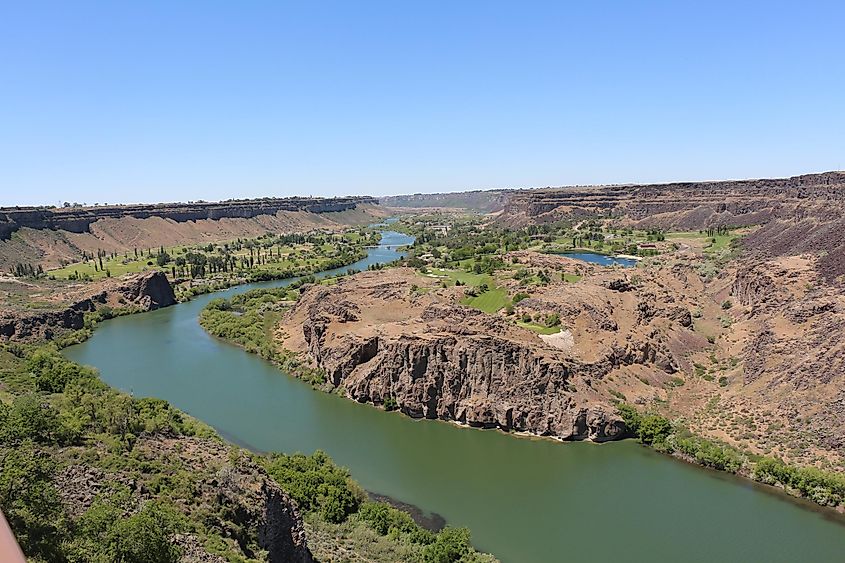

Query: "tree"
left=156, top=252, right=170, bottom=267
left=423, top=527, right=473, bottom=563
left=638, top=415, right=672, bottom=446
left=0, top=442, right=66, bottom=560
left=68, top=487, right=184, bottom=563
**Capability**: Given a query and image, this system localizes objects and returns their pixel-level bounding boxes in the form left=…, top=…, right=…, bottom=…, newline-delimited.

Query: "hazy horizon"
left=4, top=167, right=845, bottom=209
left=3, top=1, right=844, bottom=207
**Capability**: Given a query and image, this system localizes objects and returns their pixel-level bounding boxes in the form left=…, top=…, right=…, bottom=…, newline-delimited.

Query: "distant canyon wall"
left=0, top=197, right=383, bottom=271
left=496, top=171, right=845, bottom=229
left=0, top=196, right=378, bottom=240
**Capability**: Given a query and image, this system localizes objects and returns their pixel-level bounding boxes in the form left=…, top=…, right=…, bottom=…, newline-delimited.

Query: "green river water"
left=64, top=231, right=845, bottom=563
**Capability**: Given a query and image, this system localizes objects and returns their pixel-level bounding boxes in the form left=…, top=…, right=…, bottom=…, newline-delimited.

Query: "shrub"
left=422, top=527, right=474, bottom=563
left=0, top=441, right=65, bottom=560
left=512, top=292, right=529, bottom=304
left=68, top=487, right=184, bottom=563
left=674, top=436, right=743, bottom=473
left=0, top=395, right=72, bottom=446
left=264, top=451, right=363, bottom=523
left=27, top=348, right=96, bottom=393
left=358, top=502, right=434, bottom=544
left=637, top=415, right=673, bottom=446
left=616, top=403, right=641, bottom=437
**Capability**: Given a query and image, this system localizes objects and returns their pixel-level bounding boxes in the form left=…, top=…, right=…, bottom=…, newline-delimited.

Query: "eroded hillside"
left=274, top=242, right=845, bottom=469
left=0, top=197, right=386, bottom=271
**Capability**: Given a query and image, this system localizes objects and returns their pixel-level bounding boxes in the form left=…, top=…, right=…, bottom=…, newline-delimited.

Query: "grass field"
left=462, top=287, right=510, bottom=313
left=48, top=237, right=359, bottom=281
left=428, top=268, right=511, bottom=313
left=429, top=267, right=493, bottom=287
left=516, top=321, right=561, bottom=335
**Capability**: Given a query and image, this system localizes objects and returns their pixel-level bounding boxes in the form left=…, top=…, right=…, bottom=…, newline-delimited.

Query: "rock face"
left=55, top=435, right=313, bottom=563
left=281, top=270, right=632, bottom=442
left=497, top=171, right=845, bottom=230
left=0, top=271, right=176, bottom=341
left=118, top=270, right=177, bottom=310
left=214, top=455, right=312, bottom=563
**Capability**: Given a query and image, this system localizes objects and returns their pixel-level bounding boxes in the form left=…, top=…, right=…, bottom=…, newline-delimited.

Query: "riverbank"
left=1, top=325, right=497, bottom=562
left=56, top=228, right=845, bottom=562
left=1, top=231, right=500, bottom=561
left=199, top=270, right=845, bottom=520
left=63, top=276, right=845, bottom=562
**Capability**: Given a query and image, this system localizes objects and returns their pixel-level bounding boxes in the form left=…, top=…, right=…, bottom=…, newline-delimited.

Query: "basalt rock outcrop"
left=497, top=171, right=845, bottom=231
left=0, top=270, right=175, bottom=341
left=55, top=435, right=313, bottom=563
left=280, top=270, right=639, bottom=442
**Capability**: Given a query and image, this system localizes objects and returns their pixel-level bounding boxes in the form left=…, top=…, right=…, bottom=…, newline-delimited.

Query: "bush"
left=674, top=436, right=743, bottom=473
left=0, top=394, right=73, bottom=446
left=638, top=415, right=672, bottom=446
left=264, top=451, right=363, bottom=523
left=27, top=348, right=96, bottom=393
left=616, top=403, right=641, bottom=437
left=512, top=292, right=529, bottom=304
left=753, top=457, right=845, bottom=506
left=358, top=502, right=434, bottom=544
left=423, top=527, right=474, bottom=563
left=0, top=441, right=66, bottom=561
left=68, top=487, right=184, bottom=563
left=615, top=404, right=671, bottom=446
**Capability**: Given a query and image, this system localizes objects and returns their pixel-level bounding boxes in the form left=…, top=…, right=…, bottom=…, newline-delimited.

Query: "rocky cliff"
left=279, top=269, right=637, bottom=442
left=380, top=190, right=509, bottom=213
left=497, top=171, right=845, bottom=230
left=55, top=435, right=313, bottom=563
left=0, top=270, right=176, bottom=341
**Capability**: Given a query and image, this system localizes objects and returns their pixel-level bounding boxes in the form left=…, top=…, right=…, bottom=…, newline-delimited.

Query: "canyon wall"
left=277, top=269, right=651, bottom=442
left=497, top=171, right=845, bottom=229
left=0, top=196, right=377, bottom=240
left=0, top=197, right=384, bottom=270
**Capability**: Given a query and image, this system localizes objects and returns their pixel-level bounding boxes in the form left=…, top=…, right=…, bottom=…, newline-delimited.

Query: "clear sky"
left=2, top=1, right=844, bottom=206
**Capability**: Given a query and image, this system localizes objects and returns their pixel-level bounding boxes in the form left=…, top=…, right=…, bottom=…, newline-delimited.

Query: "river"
left=555, top=250, right=638, bottom=268
left=64, top=230, right=845, bottom=563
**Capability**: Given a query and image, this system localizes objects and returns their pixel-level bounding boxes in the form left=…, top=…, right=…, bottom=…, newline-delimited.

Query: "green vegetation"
left=754, top=458, right=845, bottom=507
left=48, top=231, right=377, bottom=293
left=617, top=403, right=845, bottom=508
left=1, top=330, right=495, bottom=562
left=199, top=284, right=328, bottom=386
left=462, top=286, right=510, bottom=314
left=265, top=451, right=363, bottom=523
left=515, top=321, right=561, bottom=335
left=0, top=342, right=213, bottom=561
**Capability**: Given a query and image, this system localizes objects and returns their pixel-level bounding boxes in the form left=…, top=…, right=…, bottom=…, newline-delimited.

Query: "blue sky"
left=1, top=1, right=843, bottom=206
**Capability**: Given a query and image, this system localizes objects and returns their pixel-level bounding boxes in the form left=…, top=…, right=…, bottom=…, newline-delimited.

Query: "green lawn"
left=49, top=255, right=166, bottom=280
left=705, top=234, right=737, bottom=254
left=462, top=287, right=509, bottom=313
left=427, top=268, right=511, bottom=313
left=429, top=268, right=493, bottom=287
left=516, top=321, right=561, bottom=335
